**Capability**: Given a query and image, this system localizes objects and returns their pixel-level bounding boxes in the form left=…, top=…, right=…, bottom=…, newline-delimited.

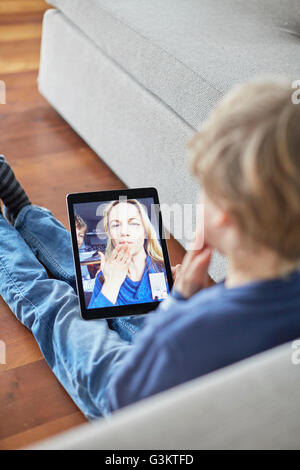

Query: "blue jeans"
left=0, top=204, right=147, bottom=420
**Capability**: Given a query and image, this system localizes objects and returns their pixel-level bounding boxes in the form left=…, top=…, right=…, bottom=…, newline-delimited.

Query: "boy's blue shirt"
left=106, top=267, right=300, bottom=412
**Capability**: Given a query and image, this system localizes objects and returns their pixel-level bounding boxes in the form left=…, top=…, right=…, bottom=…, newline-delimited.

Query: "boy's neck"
left=225, top=249, right=299, bottom=288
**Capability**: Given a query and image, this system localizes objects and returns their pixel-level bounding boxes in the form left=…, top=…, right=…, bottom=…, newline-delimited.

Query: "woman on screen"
left=88, top=199, right=170, bottom=308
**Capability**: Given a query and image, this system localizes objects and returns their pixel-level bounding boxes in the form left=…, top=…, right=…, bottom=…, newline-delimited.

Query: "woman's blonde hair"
left=188, top=79, right=300, bottom=261
left=102, top=199, right=164, bottom=267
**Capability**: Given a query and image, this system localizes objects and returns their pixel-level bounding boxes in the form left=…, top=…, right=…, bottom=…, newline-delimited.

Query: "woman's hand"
left=99, top=244, right=133, bottom=304
left=172, top=242, right=212, bottom=300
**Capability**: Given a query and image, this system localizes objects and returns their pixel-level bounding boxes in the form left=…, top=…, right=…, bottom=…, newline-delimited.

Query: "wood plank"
left=0, top=300, right=43, bottom=372
left=0, top=124, right=86, bottom=160
left=0, top=360, right=86, bottom=442
left=0, top=412, right=85, bottom=450
left=0, top=38, right=43, bottom=73
left=0, top=70, right=54, bottom=112
left=0, top=23, right=42, bottom=42
left=0, top=1, right=48, bottom=14
left=0, top=11, right=48, bottom=25
left=0, top=335, right=43, bottom=372
left=0, top=105, right=67, bottom=141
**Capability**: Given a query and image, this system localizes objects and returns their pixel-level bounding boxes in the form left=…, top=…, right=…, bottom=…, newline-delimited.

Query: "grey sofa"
left=38, top=0, right=300, bottom=282
left=31, top=340, right=300, bottom=450
left=38, top=0, right=299, bottom=282
left=35, top=0, right=300, bottom=449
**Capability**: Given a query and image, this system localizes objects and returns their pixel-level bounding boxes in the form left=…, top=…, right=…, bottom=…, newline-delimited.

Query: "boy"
left=0, top=79, right=299, bottom=420
left=75, top=214, right=87, bottom=250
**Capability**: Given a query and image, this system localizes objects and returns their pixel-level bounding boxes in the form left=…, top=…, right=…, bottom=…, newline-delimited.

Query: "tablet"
left=66, top=187, right=174, bottom=320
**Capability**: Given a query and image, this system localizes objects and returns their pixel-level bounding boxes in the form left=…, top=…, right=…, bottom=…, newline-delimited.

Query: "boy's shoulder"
left=176, top=280, right=228, bottom=317
left=147, top=281, right=227, bottom=334
left=154, top=268, right=300, bottom=337
left=190, top=280, right=226, bottom=304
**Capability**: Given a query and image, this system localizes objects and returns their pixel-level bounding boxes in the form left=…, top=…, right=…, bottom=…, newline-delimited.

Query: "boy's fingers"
left=181, top=250, right=194, bottom=269
left=171, top=264, right=182, bottom=278
left=175, top=264, right=182, bottom=274
left=197, top=247, right=212, bottom=264
left=182, top=244, right=210, bottom=269
left=188, top=248, right=212, bottom=274
left=171, top=265, right=180, bottom=273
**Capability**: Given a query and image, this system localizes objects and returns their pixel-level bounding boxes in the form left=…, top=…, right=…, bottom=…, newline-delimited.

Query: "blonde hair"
left=189, top=79, right=300, bottom=261
left=102, top=199, right=164, bottom=267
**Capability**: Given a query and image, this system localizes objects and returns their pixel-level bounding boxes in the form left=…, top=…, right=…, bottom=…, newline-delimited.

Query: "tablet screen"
left=68, top=189, right=173, bottom=318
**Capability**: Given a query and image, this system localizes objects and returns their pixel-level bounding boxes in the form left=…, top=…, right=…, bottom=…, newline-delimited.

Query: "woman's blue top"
left=88, top=254, right=169, bottom=308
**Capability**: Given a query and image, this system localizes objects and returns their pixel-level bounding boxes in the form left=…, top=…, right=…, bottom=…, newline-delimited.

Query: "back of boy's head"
left=189, top=79, right=300, bottom=262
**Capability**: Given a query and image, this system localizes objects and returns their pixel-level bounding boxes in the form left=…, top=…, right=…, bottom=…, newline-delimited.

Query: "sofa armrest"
left=28, top=341, right=299, bottom=450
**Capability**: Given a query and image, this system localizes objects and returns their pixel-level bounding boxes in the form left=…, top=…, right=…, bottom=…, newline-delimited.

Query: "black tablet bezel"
left=66, top=187, right=174, bottom=320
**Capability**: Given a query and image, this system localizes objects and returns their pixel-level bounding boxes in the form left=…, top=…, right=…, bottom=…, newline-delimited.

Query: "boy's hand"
left=171, top=264, right=182, bottom=282
left=173, top=242, right=212, bottom=300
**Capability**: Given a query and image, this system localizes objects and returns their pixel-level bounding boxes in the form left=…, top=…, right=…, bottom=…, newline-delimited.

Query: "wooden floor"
left=0, top=1, right=187, bottom=450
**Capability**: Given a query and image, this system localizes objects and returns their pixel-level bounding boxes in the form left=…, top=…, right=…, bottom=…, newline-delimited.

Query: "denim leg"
left=0, top=213, right=132, bottom=420
left=14, top=204, right=148, bottom=343
left=108, top=314, right=149, bottom=343
left=14, top=204, right=77, bottom=291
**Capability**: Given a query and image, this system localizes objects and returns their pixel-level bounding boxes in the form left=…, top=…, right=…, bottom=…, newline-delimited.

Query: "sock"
left=0, top=155, right=31, bottom=224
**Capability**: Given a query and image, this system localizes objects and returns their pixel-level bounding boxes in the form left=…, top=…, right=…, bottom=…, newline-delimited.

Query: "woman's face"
left=108, top=202, right=146, bottom=255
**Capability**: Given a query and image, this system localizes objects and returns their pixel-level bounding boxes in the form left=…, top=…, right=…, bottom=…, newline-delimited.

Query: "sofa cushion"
left=30, top=340, right=300, bottom=449
left=46, top=0, right=300, bottom=129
